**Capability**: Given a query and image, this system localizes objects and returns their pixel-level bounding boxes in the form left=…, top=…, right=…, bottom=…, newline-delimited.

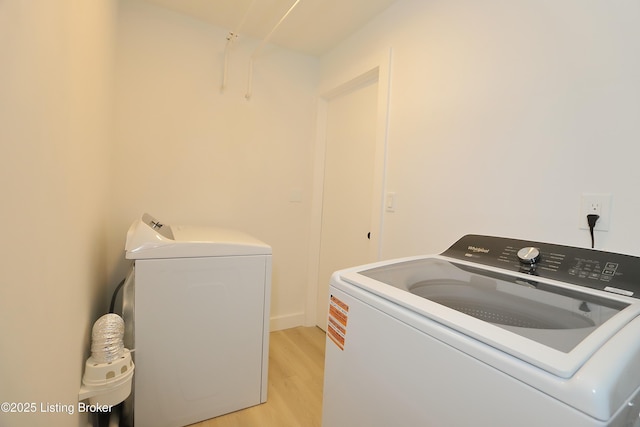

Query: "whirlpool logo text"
left=467, top=246, right=490, bottom=254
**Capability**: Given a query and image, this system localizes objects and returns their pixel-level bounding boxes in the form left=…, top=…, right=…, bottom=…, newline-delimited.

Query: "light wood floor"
left=190, top=326, right=326, bottom=427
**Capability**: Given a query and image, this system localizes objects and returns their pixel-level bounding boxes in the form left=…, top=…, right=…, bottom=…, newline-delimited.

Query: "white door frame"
left=305, top=48, right=393, bottom=327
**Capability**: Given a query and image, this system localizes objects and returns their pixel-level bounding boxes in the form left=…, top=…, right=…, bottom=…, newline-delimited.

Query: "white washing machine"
left=122, top=214, right=271, bottom=427
left=322, top=234, right=640, bottom=427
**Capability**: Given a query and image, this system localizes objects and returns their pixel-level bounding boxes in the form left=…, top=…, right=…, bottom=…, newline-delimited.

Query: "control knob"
left=517, top=247, right=541, bottom=265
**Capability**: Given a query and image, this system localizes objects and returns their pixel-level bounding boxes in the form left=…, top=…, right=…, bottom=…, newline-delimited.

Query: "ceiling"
left=138, top=0, right=399, bottom=56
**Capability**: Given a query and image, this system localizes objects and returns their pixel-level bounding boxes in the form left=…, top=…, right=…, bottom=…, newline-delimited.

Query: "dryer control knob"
left=517, top=247, right=541, bottom=265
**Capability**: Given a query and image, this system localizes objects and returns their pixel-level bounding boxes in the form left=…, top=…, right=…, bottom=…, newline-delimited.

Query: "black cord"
left=587, top=214, right=600, bottom=249
left=109, top=277, right=127, bottom=313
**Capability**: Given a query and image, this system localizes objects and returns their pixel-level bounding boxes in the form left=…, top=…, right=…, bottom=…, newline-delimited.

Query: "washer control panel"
left=442, top=234, right=640, bottom=298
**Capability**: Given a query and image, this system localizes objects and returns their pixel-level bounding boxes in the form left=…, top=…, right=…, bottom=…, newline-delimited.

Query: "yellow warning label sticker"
left=327, top=295, right=349, bottom=350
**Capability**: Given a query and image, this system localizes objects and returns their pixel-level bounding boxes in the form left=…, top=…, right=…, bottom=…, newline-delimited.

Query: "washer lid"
left=125, top=214, right=271, bottom=259
left=339, top=256, right=640, bottom=378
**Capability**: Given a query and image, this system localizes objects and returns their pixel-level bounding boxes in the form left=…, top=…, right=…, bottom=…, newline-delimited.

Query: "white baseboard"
left=269, top=312, right=306, bottom=331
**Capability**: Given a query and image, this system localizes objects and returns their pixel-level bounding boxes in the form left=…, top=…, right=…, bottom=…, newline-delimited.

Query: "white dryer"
left=123, top=214, right=271, bottom=427
left=322, top=235, right=640, bottom=427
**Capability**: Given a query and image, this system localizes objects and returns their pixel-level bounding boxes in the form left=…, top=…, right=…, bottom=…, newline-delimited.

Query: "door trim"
left=305, top=48, right=392, bottom=327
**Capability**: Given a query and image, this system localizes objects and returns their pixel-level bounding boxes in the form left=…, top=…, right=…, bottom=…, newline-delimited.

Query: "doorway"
left=310, top=58, right=391, bottom=329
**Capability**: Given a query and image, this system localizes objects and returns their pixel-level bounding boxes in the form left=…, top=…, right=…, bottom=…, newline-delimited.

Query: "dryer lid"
left=125, top=214, right=271, bottom=259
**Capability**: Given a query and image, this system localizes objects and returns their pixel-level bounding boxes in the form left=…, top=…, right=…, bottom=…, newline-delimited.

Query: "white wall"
left=109, top=0, right=319, bottom=330
left=320, top=0, right=640, bottom=259
left=0, top=1, right=116, bottom=426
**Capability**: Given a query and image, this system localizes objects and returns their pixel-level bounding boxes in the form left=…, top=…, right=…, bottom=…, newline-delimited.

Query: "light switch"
left=289, top=189, right=303, bottom=203
left=386, top=192, right=396, bottom=212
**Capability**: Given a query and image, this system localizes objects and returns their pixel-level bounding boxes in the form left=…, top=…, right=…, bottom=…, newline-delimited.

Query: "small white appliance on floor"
left=123, top=214, right=271, bottom=427
left=322, top=234, right=640, bottom=427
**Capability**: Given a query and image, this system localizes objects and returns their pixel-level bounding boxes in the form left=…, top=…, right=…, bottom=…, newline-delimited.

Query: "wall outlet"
left=579, top=193, right=612, bottom=231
